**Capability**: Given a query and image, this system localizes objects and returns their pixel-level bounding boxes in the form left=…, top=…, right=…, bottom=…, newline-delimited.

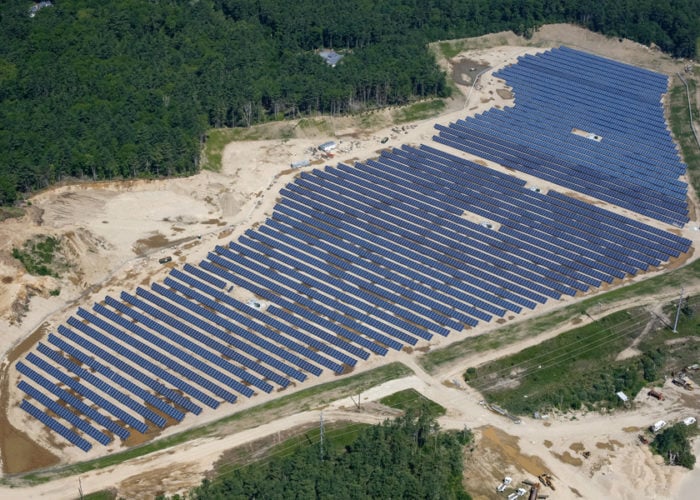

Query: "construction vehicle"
left=673, top=373, right=694, bottom=390
left=527, top=483, right=540, bottom=500
left=648, top=389, right=664, bottom=400
left=538, top=473, right=555, bottom=491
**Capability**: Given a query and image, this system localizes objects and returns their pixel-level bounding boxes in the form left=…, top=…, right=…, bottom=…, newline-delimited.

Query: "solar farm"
left=9, top=47, right=695, bottom=455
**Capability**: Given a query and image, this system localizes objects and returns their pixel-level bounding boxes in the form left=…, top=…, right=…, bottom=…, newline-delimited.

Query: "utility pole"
left=319, top=411, right=325, bottom=461
left=673, top=286, right=685, bottom=333
left=78, top=478, right=83, bottom=500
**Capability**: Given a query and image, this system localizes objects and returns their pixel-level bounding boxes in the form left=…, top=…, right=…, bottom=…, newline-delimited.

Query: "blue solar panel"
left=77, top=307, right=241, bottom=403
left=109, top=294, right=289, bottom=390
left=25, top=352, right=148, bottom=433
left=20, top=399, right=93, bottom=452
left=94, top=299, right=270, bottom=394
left=17, top=360, right=130, bottom=439
left=64, top=316, right=220, bottom=409
left=47, top=334, right=185, bottom=421
left=434, top=47, right=689, bottom=225
left=19, top=381, right=112, bottom=445
left=169, top=268, right=353, bottom=370
left=36, top=342, right=167, bottom=428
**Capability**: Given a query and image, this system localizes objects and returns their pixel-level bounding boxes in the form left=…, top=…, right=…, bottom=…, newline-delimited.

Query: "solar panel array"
left=435, top=46, right=689, bottom=226
left=14, top=47, right=693, bottom=450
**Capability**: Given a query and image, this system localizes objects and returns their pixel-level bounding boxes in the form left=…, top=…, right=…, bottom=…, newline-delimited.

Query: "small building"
left=616, top=391, right=628, bottom=403
left=319, top=50, right=344, bottom=67
left=318, top=141, right=336, bottom=153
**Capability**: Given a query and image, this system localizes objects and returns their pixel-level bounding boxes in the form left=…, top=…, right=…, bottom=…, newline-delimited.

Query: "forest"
left=184, top=409, right=473, bottom=500
left=1, top=0, right=699, bottom=204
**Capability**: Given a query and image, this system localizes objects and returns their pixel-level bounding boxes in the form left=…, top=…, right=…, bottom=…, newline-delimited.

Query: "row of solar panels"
left=435, top=123, right=686, bottom=213
left=18, top=261, right=365, bottom=449
left=451, top=112, right=686, bottom=194
left=345, top=149, right=686, bottom=258
left=434, top=133, right=687, bottom=226
left=506, top=81, right=670, bottom=135
left=457, top=47, right=690, bottom=223
left=508, top=59, right=667, bottom=115
left=304, top=153, right=680, bottom=274
left=518, top=48, right=668, bottom=103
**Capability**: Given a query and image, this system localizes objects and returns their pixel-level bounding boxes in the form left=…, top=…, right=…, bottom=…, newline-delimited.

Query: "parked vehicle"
left=648, top=389, right=664, bottom=400
left=497, top=477, right=512, bottom=492
left=650, top=420, right=667, bottom=433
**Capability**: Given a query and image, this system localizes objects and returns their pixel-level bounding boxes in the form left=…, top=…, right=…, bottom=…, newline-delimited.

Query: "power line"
left=467, top=311, right=652, bottom=391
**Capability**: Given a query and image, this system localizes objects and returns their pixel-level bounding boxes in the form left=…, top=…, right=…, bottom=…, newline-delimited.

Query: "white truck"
left=650, top=420, right=667, bottom=433
left=497, top=477, right=512, bottom=492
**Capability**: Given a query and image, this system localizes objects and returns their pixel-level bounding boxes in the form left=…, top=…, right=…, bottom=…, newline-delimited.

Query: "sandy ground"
left=0, top=23, right=699, bottom=499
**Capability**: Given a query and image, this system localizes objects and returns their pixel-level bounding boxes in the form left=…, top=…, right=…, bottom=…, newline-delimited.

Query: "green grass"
left=15, top=362, right=412, bottom=485
left=0, top=206, right=24, bottom=222
left=669, top=76, right=700, bottom=197
left=358, top=111, right=388, bottom=130
left=200, top=128, right=252, bottom=172
left=11, top=235, right=62, bottom=277
left=468, top=308, right=651, bottom=414
left=81, top=489, right=117, bottom=500
left=466, top=294, right=700, bottom=416
left=419, top=258, right=700, bottom=373
left=297, top=117, right=333, bottom=134
left=393, top=99, right=446, bottom=124
left=438, top=41, right=467, bottom=59
left=267, top=422, right=368, bottom=462
left=379, top=388, right=446, bottom=418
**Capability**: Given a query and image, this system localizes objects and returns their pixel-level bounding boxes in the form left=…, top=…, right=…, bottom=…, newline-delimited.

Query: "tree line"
left=1, top=0, right=699, bottom=205
left=185, top=409, right=473, bottom=499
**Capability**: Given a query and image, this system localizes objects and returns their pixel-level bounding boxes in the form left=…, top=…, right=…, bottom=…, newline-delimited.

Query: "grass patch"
left=669, top=76, right=700, bottom=196
left=266, top=422, right=368, bottom=462
left=467, top=295, right=700, bottom=416
left=15, top=362, right=412, bottom=485
left=467, top=308, right=654, bottom=414
left=11, top=235, right=62, bottom=277
left=393, top=99, right=446, bottom=124
left=200, top=123, right=295, bottom=171
left=200, top=128, right=258, bottom=171
left=81, top=489, right=117, bottom=500
left=419, top=258, right=700, bottom=373
left=438, top=40, right=467, bottom=59
left=379, top=388, right=446, bottom=418
left=0, top=206, right=24, bottom=222
left=358, top=111, right=388, bottom=130
left=297, top=117, right=333, bottom=135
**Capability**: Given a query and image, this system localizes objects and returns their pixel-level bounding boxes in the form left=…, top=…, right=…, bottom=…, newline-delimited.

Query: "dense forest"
left=1, top=0, right=699, bottom=204
left=185, top=410, right=472, bottom=499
